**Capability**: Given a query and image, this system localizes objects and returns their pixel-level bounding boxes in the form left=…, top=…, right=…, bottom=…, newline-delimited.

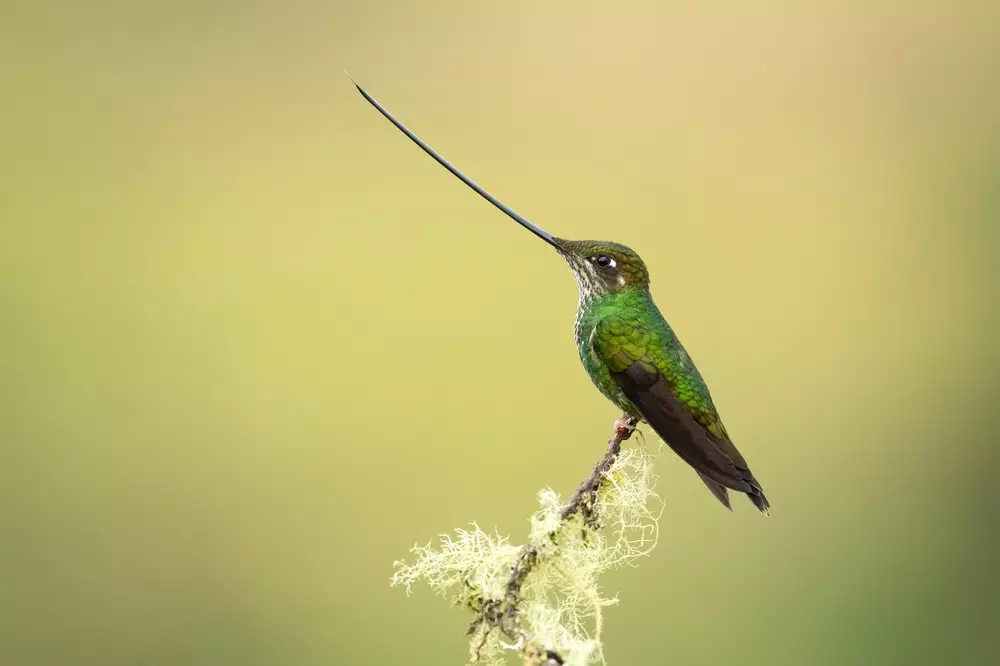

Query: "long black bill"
left=349, top=74, right=559, bottom=249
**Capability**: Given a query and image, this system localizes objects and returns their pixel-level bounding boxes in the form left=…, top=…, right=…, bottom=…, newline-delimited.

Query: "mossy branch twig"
left=392, top=416, right=658, bottom=666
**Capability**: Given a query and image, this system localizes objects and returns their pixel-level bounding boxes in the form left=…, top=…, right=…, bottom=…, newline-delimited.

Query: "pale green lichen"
left=390, top=444, right=663, bottom=666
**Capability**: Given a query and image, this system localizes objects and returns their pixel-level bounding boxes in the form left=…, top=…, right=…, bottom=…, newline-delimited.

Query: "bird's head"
left=553, top=239, right=650, bottom=300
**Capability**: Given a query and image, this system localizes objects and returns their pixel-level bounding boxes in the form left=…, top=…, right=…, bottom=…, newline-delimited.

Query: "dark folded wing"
left=590, top=315, right=765, bottom=499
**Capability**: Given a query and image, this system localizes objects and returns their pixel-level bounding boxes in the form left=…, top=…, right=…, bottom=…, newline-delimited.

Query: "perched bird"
left=351, top=77, right=769, bottom=514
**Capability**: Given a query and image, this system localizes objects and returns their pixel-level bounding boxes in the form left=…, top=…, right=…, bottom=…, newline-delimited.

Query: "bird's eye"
left=596, top=254, right=613, bottom=268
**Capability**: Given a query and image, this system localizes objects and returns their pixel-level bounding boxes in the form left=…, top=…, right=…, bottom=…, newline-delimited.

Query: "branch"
left=390, top=414, right=657, bottom=666
left=468, top=416, right=639, bottom=665
left=561, top=416, right=638, bottom=526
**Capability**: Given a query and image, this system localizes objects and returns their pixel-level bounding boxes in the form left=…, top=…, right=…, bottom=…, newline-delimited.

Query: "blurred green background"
left=2, top=2, right=998, bottom=665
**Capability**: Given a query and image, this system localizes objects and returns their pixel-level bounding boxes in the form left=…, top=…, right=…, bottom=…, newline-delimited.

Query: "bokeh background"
left=3, top=2, right=998, bottom=665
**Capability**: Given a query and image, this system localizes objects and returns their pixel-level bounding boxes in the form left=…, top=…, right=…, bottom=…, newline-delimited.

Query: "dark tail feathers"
left=698, top=473, right=770, bottom=515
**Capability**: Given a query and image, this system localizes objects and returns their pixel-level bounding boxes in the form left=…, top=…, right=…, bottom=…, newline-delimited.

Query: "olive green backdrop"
left=2, top=2, right=997, bottom=665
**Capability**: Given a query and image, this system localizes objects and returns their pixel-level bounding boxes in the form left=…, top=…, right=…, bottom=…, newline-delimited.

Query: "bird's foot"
left=613, top=414, right=638, bottom=440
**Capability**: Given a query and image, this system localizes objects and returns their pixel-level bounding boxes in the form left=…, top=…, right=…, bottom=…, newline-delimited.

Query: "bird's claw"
left=613, top=414, right=637, bottom=440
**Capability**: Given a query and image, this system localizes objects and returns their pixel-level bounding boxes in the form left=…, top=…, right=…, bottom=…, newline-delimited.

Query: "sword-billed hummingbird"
left=351, top=77, right=770, bottom=514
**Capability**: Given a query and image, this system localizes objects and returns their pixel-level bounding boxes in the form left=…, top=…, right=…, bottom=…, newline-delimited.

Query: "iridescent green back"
left=575, top=288, right=728, bottom=440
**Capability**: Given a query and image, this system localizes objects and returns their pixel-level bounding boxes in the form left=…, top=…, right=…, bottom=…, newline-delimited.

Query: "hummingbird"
left=350, top=77, right=770, bottom=514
